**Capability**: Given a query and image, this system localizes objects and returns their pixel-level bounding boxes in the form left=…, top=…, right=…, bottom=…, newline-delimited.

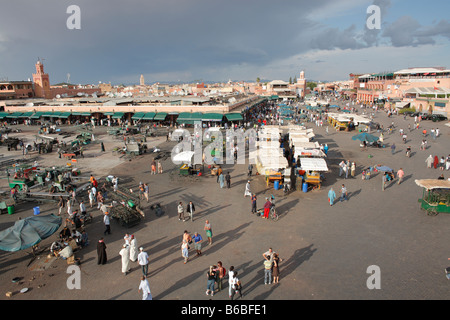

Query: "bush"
left=398, top=107, right=416, bottom=114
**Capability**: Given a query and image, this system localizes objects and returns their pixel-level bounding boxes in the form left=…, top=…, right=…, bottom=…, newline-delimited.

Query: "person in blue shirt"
left=193, top=232, right=203, bottom=256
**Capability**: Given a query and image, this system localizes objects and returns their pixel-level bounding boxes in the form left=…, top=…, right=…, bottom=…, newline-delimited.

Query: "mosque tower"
left=32, top=59, right=52, bottom=99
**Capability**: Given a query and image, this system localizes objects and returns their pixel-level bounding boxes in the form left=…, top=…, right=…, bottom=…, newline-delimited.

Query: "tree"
left=307, top=82, right=317, bottom=90
left=289, top=77, right=292, bottom=84
left=256, top=77, right=261, bottom=84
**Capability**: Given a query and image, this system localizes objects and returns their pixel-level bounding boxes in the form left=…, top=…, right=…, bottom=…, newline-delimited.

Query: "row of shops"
left=0, top=110, right=244, bottom=126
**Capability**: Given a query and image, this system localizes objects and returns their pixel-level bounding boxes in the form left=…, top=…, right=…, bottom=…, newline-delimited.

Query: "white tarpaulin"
left=299, top=157, right=329, bottom=171
left=172, top=151, right=195, bottom=165
left=294, top=149, right=326, bottom=158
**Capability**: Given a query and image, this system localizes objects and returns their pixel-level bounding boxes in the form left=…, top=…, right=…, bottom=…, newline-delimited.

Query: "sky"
left=0, top=0, right=449, bottom=85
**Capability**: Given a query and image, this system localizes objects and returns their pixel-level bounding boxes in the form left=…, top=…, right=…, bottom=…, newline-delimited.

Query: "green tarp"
left=153, top=112, right=168, bottom=121
left=225, top=113, right=243, bottom=121
left=202, top=113, right=224, bottom=121
left=131, top=112, right=145, bottom=120
left=6, top=112, right=23, bottom=119
left=111, top=112, right=124, bottom=119
left=141, top=112, right=156, bottom=120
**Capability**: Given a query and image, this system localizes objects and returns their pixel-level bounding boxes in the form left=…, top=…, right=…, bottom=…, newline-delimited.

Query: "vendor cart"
left=415, top=179, right=450, bottom=216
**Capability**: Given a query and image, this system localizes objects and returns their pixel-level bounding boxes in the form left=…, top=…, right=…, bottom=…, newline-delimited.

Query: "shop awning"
left=176, top=112, right=193, bottom=122
left=131, top=112, right=145, bottom=120
left=153, top=112, right=168, bottom=121
left=48, top=112, right=62, bottom=118
left=103, top=112, right=114, bottom=116
left=111, top=112, right=124, bottom=119
left=6, top=112, right=24, bottom=119
left=57, top=112, right=72, bottom=119
left=0, top=112, right=9, bottom=119
left=30, top=111, right=45, bottom=119
left=202, top=113, right=224, bottom=122
left=18, top=112, right=34, bottom=118
left=141, top=112, right=156, bottom=120
left=225, top=113, right=243, bottom=121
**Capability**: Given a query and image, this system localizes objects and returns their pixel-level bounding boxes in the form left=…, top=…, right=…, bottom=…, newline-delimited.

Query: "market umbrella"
left=0, top=214, right=62, bottom=252
left=376, top=166, right=393, bottom=172
left=352, top=132, right=379, bottom=143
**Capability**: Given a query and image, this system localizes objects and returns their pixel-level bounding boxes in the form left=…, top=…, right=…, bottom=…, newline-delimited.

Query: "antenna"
left=67, top=73, right=71, bottom=84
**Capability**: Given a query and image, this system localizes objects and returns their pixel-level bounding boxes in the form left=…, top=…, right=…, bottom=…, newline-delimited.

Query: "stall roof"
left=111, top=112, right=124, bottom=119
left=141, top=112, right=156, bottom=120
left=202, top=113, right=224, bottom=121
left=131, top=112, right=145, bottom=120
left=415, top=179, right=450, bottom=190
left=225, top=113, right=243, bottom=121
left=153, top=112, right=168, bottom=121
left=300, top=157, right=329, bottom=171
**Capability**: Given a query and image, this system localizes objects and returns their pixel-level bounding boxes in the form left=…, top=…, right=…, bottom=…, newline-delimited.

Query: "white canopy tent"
left=299, top=157, right=329, bottom=172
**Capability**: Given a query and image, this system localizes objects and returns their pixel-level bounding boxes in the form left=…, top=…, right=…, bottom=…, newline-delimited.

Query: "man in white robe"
left=129, top=235, right=138, bottom=262
left=119, top=244, right=130, bottom=275
left=138, top=276, right=152, bottom=300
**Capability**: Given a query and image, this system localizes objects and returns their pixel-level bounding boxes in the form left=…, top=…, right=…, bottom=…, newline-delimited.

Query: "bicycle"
left=269, top=206, right=279, bottom=221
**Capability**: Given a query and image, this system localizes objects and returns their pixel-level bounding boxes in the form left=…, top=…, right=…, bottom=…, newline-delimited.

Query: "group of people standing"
left=426, top=154, right=450, bottom=171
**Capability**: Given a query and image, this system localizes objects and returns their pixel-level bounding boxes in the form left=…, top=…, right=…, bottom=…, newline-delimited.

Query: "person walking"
left=181, top=240, right=189, bottom=264
left=143, top=183, right=149, bottom=203
left=218, top=172, right=225, bottom=189
left=206, top=265, right=216, bottom=296
left=119, top=244, right=130, bottom=275
left=262, top=197, right=272, bottom=219
left=328, top=187, right=336, bottom=206
left=178, top=202, right=185, bottom=221
left=248, top=164, right=253, bottom=177
left=138, top=247, right=149, bottom=276
left=230, top=271, right=243, bottom=300
left=382, top=173, right=387, bottom=191
left=129, top=235, right=138, bottom=262
left=204, top=220, right=213, bottom=245
left=244, top=180, right=251, bottom=197
left=397, top=168, right=405, bottom=185
left=351, top=162, right=356, bottom=178
left=391, top=143, right=396, bottom=155
left=151, top=159, right=156, bottom=175
left=58, top=195, right=65, bottom=216
left=251, top=193, right=257, bottom=213
left=157, top=161, right=163, bottom=174
left=103, top=212, right=111, bottom=235
left=228, top=266, right=235, bottom=298
left=97, top=238, right=107, bottom=265
left=340, top=184, right=348, bottom=201
left=225, top=171, right=231, bottom=188
left=186, top=201, right=196, bottom=222
left=193, top=232, right=203, bottom=256
left=138, top=276, right=152, bottom=300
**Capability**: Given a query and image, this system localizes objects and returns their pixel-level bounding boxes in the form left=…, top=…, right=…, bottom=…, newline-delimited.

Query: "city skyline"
left=0, top=0, right=449, bottom=85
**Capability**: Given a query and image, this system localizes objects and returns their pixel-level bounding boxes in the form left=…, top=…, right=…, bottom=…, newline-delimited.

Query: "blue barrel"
left=274, top=180, right=280, bottom=190
left=33, top=207, right=40, bottom=215
left=302, top=183, right=308, bottom=193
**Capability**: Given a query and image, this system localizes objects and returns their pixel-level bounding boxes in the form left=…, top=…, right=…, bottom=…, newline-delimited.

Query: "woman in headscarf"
left=219, top=172, right=225, bottom=188
left=425, top=155, right=433, bottom=168
left=328, top=187, right=336, bottom=206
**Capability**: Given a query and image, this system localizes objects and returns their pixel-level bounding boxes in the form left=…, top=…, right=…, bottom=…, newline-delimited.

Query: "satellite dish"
left=77, top=92, right=83, bottom=96
left=56, top=94, right=61, bottom=99
left=92, top=93, right=97, bottom=98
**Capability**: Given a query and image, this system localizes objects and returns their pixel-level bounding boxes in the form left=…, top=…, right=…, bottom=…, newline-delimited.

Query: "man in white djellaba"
left=119, top=244, right=130, bottom=275
left=129, top=235, right=138, bottom=262
left=138, top=276, right=152, bottom=300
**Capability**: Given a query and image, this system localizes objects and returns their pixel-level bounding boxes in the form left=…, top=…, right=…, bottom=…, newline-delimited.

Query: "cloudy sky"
left=0, top=0, right=449, bottom=85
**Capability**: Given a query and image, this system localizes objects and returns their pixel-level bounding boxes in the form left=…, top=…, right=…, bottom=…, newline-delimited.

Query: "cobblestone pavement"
left=0, top=108, right=449, bottom=301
